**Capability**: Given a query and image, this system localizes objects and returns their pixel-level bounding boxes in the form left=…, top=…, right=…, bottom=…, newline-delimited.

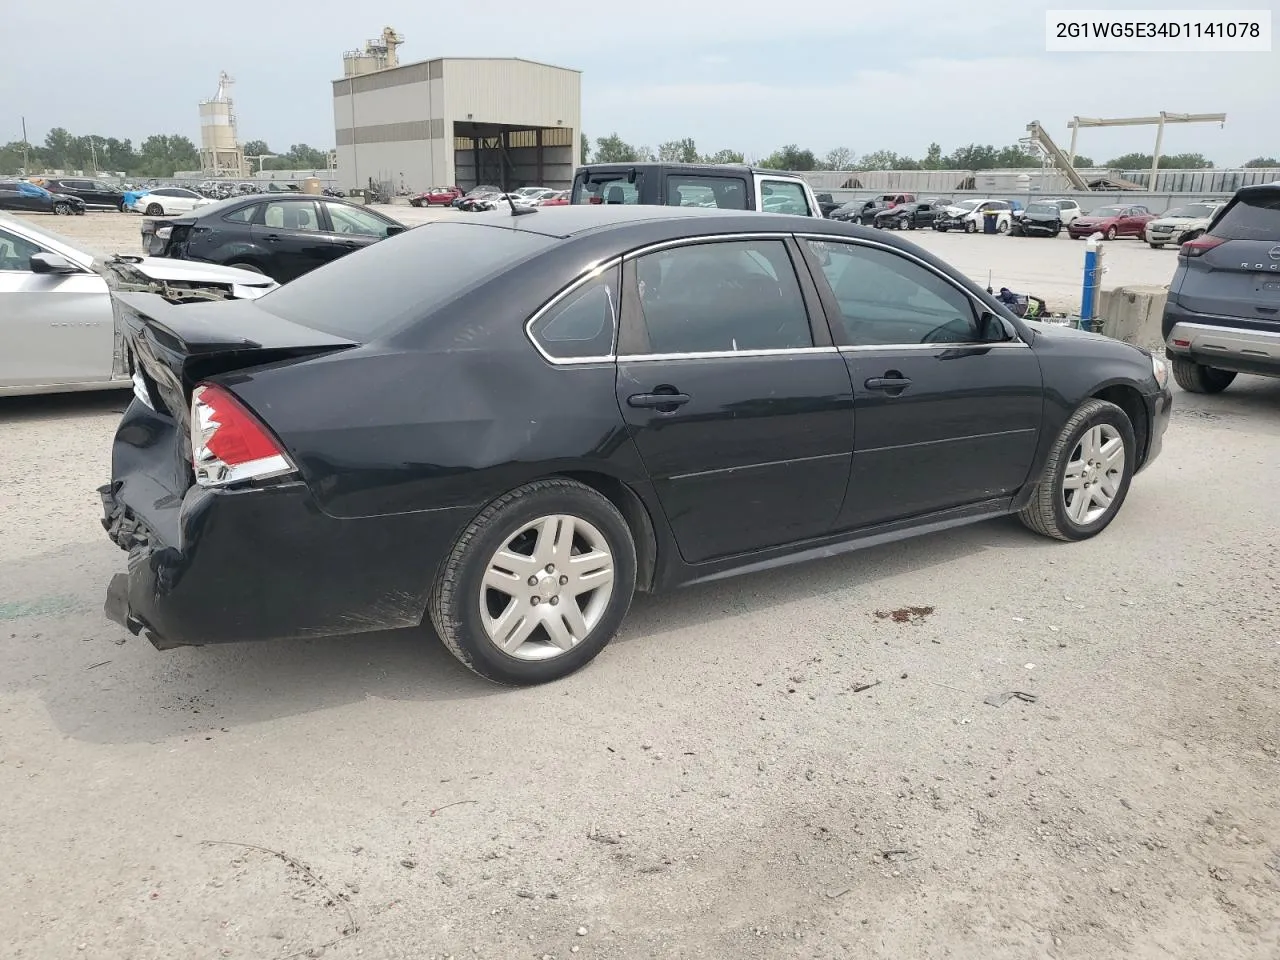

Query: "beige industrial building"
left=332, top=45, right=581, bottom=195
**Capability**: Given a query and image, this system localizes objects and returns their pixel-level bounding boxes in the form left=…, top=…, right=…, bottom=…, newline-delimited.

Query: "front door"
left=251, top=199, right=331, bottom=282
left=798, top=236, right=1044, bottom=530
left=616, top=236, right=855, bottom=564
left=0, top=226, right=114, bottom=387
left=320, top=200, right=395, bottom=264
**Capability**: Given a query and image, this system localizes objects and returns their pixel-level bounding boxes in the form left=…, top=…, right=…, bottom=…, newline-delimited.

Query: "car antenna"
left=986, top=270, right=993, bottom=295
left=505, top=191, right=536, bottom=217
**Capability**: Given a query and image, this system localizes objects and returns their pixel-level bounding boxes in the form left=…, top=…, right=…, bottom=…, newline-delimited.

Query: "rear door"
left=798, top=235, right=1043, bottom=530
left=1172, top=188, right=1280, bottom=327
left=1120, top=206, right=1146, bottom=236
left=0, top=224, right=114, bottom=387
left=251, top=198, right=330, bottom=282
left=615, top=235, right=854, bottom=563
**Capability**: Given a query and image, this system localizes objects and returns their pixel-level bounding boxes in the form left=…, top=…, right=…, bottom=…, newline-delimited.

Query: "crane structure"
left=1024, top=121, right=1090, bottom=191
left=1067, top=112, right=1227, bottom=186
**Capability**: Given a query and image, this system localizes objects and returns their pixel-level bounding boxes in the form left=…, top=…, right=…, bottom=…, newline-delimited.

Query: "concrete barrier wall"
left=1097, top=285, right=1168, bottom=351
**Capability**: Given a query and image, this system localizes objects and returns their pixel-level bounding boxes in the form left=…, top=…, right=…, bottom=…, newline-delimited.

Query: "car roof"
left=577, top=162, right=809, bottom=179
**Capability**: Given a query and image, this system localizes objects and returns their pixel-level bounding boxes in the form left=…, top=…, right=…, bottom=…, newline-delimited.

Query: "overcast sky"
left=3, top=0, right=1276, bottom=165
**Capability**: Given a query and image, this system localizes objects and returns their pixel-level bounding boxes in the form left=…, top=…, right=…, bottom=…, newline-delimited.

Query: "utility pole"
left=21, top=116, right=30, bottom=174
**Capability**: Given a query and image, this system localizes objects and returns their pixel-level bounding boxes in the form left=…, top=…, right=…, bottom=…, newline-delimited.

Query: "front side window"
left=760, top=180, right=810, bottom=215
left=325, top=202, right=393, bottom=237
left=804, top=240, right=994, bottom=346
left=528, top=266, right=619, bottom=360
left=0, top=227, right=42, bottom=272
left=631, top=239, right=812, bottom=355
left=263, top=200, right=322, bottom=232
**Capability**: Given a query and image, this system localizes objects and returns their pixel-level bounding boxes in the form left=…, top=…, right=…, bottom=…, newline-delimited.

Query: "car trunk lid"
left=114, top=291, right=357, bottom=436
left=1173, top=187, right=1280, bottom=327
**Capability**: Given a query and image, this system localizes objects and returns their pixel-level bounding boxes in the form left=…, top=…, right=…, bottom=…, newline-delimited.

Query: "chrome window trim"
left=621, top=232, right=792, bottom=260
left=796, top=233, right=1033, bottom=351
left=524, top=256, right=622, bottom=366
left=623, top=346, right=840, bottom=363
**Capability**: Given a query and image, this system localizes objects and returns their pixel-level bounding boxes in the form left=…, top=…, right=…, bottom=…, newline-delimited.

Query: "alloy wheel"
left=1062, top=424, right=1125, bottom=525
left=479, top=514, right=615, bottom=660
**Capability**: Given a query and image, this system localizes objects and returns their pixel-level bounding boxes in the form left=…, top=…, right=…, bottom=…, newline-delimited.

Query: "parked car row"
left=0, top=180, right=86, bottom=216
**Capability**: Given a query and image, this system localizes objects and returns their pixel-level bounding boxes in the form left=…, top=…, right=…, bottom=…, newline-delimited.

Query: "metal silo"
left=199, top=72, right=246, bottom=178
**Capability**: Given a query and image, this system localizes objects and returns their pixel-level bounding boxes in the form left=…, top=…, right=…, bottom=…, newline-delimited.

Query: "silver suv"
left=1162, top=183, right=1280, bottom=393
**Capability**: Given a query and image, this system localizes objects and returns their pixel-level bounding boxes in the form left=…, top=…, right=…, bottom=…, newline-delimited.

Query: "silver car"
left=1, top=214, right=276, bottom=397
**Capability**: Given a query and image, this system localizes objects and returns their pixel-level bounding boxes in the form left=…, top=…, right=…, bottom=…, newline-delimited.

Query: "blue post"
left=1079, top=237, right=1102, bottom=331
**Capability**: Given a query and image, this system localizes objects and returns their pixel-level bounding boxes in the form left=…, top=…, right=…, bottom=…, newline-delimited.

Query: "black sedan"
left=148, top=193, right=406, bottom=283
left=873, top=201, right=942, bottom=231
left=1010, top=201, right=1065, bottom=237
left=101, top=206, right=1172, bottom=685
left=0, top=180, right=86, bottom=215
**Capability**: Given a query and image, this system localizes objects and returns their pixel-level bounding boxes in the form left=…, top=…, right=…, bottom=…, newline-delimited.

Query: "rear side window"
left=759, top=180, right=810, bottom=214
left=1209, top=192, right=1280, bottom=241
left=667, top=176, right=747, bottom=209
left=257, top=222, right=553, bottom=340
left=528, top=266, right=619, bottom=360
left=222, top=204, right=260, bottom=223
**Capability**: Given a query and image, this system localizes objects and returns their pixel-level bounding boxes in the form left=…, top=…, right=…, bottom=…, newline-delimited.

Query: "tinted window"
left=1208, top=192, right=1280, bottom=240
left=258, top=222, right=553, bottom=340
left=0, top=227, right=42, bottom=271
left=1089, top=206, right=1125, bottom=217
left=760, top=180, right=810, bottom=214
left=631, top=239, right=812, bottom=354
left=804, top=239, right=990, bottom=346
left=574, top=174, right=644, bottom=205
left=222, top=203, right=260, bottom=223
left=325, top=202, right=395, bottom=237
left=667, top=176, right=747, bottom=209
left=263, top=200, right=321, bottom=231
left=528, top=266, right=619, bottom=360
left=1163, top=204, right=1217, bottom=218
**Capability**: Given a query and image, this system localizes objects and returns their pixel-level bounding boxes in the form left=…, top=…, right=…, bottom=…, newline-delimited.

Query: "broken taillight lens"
left=1179, top=235, right=1226, bottom=258
left=190, top=383, right=296, bottom=488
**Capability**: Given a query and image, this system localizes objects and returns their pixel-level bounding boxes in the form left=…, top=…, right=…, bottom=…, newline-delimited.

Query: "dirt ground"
left=2, top=210, right=1278, bottom=960
left=13, top=204, right=1180, bottom=310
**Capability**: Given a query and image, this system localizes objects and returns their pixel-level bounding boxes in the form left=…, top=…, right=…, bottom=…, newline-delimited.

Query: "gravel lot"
left=2, top=207, right=1278, bottom=960
left=14, top=205, right=1180, bottom=309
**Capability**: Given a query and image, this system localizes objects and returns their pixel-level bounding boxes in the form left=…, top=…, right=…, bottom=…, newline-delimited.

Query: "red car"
left=409, top=186, right=462, bottom=207
left=1067, top=204, right=1155, bottom=241
left=539, top=190, right=569, bottom=206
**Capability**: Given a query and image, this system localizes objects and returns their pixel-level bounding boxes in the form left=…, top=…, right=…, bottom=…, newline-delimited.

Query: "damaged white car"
left=1, top=214, right=276, bottom=397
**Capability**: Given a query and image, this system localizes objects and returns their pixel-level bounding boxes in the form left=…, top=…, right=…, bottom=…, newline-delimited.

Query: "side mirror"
left=979, top=311, right=1008, bottom=341
left=385, top=224, right=406, bottom=236
left=29, top=252, right=80, bottom=275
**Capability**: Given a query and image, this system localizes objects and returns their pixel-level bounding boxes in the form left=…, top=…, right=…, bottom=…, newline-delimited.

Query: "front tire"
left=1149, top=242, right=1164, bottom=249
left=1171, top=357, right=1236, bottom=393
left=54, top=202, right=71, bottom=215
left=1105, top=226, right=1118, bottom=241
left=429, top=479, right=638, bottom=685
left=1018, top=399, right=1136, bottom=542
left=965, top=221, right=976, bottom=234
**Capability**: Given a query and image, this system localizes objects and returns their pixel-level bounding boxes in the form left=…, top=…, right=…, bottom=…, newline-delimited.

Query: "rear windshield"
left=1208, top=192, right=1280, bottom=241
left=256, top=222, right=553, bottom=340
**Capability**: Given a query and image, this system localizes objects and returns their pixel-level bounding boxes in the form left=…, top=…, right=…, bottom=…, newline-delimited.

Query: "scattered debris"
left=1208, top=865, right=1232, bottom=882
left=852, top=680, right=881, bottom=694
left=85, top=660, right=112, bottom=670
left=983, top=690, right=1039, bottom=708
left=874, top=606, right=935, bottom=624
left=577, top=926, right=589, bottom=936
left=880, top=849, right=911, bottom=860
left=587, top=827, right=621, bottom=845
left=400, top=858, right=417, bottom=869
left=430, top=799, right=478, bottom=817
left=826, top=887, right=852, bottom=899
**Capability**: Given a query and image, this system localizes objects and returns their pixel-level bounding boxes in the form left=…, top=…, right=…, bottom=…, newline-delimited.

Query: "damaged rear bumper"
left=99, top=476, right=476, bottom=650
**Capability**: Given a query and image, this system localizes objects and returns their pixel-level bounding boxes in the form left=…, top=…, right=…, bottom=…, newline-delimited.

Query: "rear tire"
left=1018, top=399, right=1136, bottom=542
left=145, top=203, right=163, bottom=216
left=1171, top=357, right=1236, bottom=394
left=226, top=260, right=265, bottom=275
left=429, top=479, right=637, bottom=685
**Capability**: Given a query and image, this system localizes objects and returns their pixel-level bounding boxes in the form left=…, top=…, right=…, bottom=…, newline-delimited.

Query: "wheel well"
left=560, top=471, right=658, bottom=593
left=1092, top=385, right=1149, bottom=466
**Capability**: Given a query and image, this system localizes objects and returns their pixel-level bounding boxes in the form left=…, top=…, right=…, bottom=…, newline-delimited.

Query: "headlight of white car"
left=1151, top=353, right=1169, bottom=389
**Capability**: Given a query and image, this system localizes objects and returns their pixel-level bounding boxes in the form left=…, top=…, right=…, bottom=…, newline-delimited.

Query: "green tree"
left=580, top=132, right=590, bottom=163
left=242, top=139, right=271, bottom=158
left=1072, top=154, right=1094, bottom=167
left=657, top=137, right=700, bottom=163
left=1104, top=151, right=1212, bottom=169
left=1244, top=156, right=1279, bottom=167
left=703, top=148, right=744, bottom=164
left=994, top=143, right=1041, bottom=167
left=945, top=143, right=999, bottom=170
left=759, top=144, right=817, bottom=171
left=921, top=142, right=944, bottom=169
left=43, top=127, right=74, bottom=168
left=823, top=146, right=853, bottom=170
left=857, top=150, right=918, bottom=170
left=594, top=132, right=642, bottom=163
left=0, top=141, right=29, bottom=175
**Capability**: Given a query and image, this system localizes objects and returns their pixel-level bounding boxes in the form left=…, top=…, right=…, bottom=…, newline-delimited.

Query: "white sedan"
left=0, top=214, right=275, bottom=397
left=130, top=187, right=215, bottom=216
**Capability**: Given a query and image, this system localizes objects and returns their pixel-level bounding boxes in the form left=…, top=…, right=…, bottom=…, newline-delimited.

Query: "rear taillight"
left=190, top=383, right=295, bottom=488
left=1179, top=235, right=1226, bottom=258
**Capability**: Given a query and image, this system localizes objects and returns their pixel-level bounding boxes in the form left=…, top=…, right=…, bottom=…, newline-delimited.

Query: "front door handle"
left=865, top=376, right=912, bottom=392
left=628, top=391, right=690, bottom=411
left=263, top=234, right=282, bottom=242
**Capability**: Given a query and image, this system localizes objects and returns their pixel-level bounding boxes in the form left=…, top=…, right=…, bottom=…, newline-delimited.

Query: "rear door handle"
left=628, top=392, right=690, bottom=409
left=865, top=377, right=912, bottom=391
